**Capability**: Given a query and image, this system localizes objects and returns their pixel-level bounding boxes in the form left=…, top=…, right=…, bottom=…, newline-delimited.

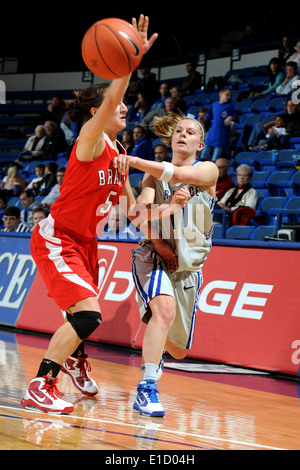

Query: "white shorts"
left=132, top=240, right=203, bottom=350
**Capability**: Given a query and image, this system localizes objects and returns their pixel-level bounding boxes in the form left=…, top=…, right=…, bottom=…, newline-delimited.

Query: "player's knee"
left=150, top=295, right=176, bottom=328
left=67, top=310, right=102, bottom=340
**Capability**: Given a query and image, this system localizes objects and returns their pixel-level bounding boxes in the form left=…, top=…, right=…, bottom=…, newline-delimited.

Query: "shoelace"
left=77, top=355, right=91, bottom=379
left=42, top=376, right=64, bottom=397
left=142, top=385, right=160, bottom=403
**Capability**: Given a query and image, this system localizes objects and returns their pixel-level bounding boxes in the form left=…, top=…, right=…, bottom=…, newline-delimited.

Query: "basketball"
left=81, top=18, right=143, bottom=79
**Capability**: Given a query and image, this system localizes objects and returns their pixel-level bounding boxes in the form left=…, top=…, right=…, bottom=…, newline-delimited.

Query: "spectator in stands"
left=276, top=61, right=299, bottom=96
left=201, top=88, right=238, bottom=161
left=215, top=158, right=235, bottom=201
left=1, top=163, right=27, bottom=196
left=135, top=65, right=158, bottom=104
left=31, top=206, right=48, bottom=231
left=279, top=36, right=294, bottom=66
left=196, top=107, right=209, bottom=133
left=248, top=99, right=300, bottom=150
left=26, top=163, right=45, bottom=192
left=150, top=83, right=170, bottom=110
left=288, top=41, right=300, bottom=68
left=130, top=126, right=154, bottom=171
left=139, top=97, right=177, bottom=135
left=120, top=128, right=134, bottom=154
left=258, top=114, right=287, bottom=150
left=0, top=193, right=7, bottom=230
left=127, top=92, right=151, bottom=124
left=180, top=61, right=202, bottom=94
left=42, top=167, right=65, bottom=207
left=19, top=189, right=42, bottom=229
left=1, top=206, right=30, bottom=232
left=154, top=143, right=171, bottom=163
left=251, top=58, right=285, bottom=98
left=46, top=93, right=67, bottom=124
left=17, top=125, right=46, bottom=162
left=100, top=204, right=139, bottom=240
left=37, top=161, right=58, bottom=196
left=170, top=86, right=187, bottom=114
left=216, top=164, right=259, bottom=225
left=31, top=121, right=66, bottom=160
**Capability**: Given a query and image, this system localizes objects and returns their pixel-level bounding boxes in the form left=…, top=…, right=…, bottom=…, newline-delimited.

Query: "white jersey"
left=148, top=161, right=216, bottom=272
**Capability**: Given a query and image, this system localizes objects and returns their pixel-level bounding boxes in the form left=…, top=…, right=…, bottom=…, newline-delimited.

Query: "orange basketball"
left=81, top=18, right=143, bottom=79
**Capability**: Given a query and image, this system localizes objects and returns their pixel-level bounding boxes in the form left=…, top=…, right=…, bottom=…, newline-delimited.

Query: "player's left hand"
left=132, top=14, right=158, bottom=55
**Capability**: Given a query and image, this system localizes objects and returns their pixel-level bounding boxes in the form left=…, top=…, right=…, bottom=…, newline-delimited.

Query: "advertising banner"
left=0, top=233, right=299, bottom=376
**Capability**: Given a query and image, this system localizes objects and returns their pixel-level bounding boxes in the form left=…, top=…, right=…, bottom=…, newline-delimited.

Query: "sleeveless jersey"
left=150, top=161, right=216, bottom=272
left=50, top=134, right=126, bottom=242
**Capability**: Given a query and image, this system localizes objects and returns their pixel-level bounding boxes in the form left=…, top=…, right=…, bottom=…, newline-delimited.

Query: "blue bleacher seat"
left=254, top=151, right=274, bottom=169
left=251, top=171, right=269, bottom=188
left=225, top=225, right=254, bottom=239
left=289, top=172, right=300, bottom=195
left=235, top=100, right=252, bottom=114
left=267, top=97, right=287, bottom=112
left=283, top=197, right=300, bottom=210
left=250, top=98, right=269, bottom=114
left=257, top=196, right=287, bottom=224
left=234, top=151, right=257, bottom=166
left=7, top=197, right=19, bottom=207
left=267, top=170, right=295, bottom=196
left=212, top=224, right=224, bottom=239
left=250, top=225, right=276, bottom=240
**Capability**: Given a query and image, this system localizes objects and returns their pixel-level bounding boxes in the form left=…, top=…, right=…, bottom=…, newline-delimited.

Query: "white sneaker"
left=61, top=354, right=98, bottom=396
left=21, top=376, right=74, bottom=414
left=133, top=380, right=165, bottom=417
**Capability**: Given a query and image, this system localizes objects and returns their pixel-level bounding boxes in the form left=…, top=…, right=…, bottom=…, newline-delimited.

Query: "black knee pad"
left=67, top=310, right=102, bottom=340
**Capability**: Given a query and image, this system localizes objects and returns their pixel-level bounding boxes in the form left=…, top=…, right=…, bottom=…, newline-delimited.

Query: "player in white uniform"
left=114, top=112, right=218, bottom=416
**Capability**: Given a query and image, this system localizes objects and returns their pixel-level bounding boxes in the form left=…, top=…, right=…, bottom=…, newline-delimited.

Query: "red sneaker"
left=61, top=354, right=98, bottom=396
left=21, top=376, right=74, bottom=414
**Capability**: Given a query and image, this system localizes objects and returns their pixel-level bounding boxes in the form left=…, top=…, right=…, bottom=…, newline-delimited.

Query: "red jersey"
left=50, top=134, right=126, bottom=242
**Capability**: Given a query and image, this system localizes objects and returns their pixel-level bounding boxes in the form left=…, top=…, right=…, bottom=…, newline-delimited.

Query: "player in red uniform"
left=21, top=15, right=157, bottom=414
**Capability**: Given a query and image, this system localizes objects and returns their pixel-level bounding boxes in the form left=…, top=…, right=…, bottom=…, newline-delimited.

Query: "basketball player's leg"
left=134, top=294, right=175, bottom=417
left=21, top=297, right=101, bottom=413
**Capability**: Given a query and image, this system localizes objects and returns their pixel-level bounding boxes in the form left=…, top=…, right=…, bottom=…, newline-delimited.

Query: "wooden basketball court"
left=1, top=328, right=300, bottom=451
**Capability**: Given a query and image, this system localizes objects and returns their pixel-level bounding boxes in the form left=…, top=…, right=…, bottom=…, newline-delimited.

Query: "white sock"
left=141, top=363, right=158, bottom=381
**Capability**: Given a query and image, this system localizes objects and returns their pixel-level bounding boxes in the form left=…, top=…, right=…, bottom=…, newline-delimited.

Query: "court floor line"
left=0, top=404, right=285, bottom=450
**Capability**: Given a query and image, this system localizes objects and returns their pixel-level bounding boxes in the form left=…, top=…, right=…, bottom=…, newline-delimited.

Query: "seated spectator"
left=0, top=193, right=7, bottom=229
left=130, top=126, right=154, bottom=171
left=42, top=167, right=65, bottom=207
left=279, top=36, right=294, bottom=67
left=46, top=93, right=67, bottom=123
left=180, top=61, right=202, bottom=94
left=135, top=65, right=158, bottom=105
left=29, top=121, right=66, bottom=161
left=215, top=158, right=235, bottom=201
left=26, top=163, right=45, bottom=192
left=150, top=82, right=170, bottom=110
left=154, top=143, right=171, bottom=163
left=139, top=97, right=177, bottom=135
left=288, top=41, right=300, bottom=68
left=127, top=92, right=151, bottom=124
left=1, top=206, right=30, bottom=232
left=216, top=164, right=259, bottom=226
left=120, top=128, right=134, bottom=154
left=248, top=99, right=300, bottom=150
left=17, top=125, right=46, bottom=162
left=19, top=189, right=42, bottom=229
left=258, top=115, right=287, bottom=150
left=238, top=58, right=285, bottom=101
left=1, top=163, right=27, bottom=196
left=99, top=204, right=139, bottom=240
left=276, top=61, right=299, bottom=96
left=31, top=206, right=49, bottom=231
left=170, top=86, right=187, bottom=114
left=37, top=162, right=58, bottom=196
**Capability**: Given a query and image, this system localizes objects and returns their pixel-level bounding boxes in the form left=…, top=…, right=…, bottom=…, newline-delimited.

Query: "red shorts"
left=31, top=215, right=99, bottom=311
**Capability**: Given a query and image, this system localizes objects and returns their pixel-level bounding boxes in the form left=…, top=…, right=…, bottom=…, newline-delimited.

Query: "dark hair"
left=67, top=83, right=110, bottom=123
left=3, top=206, right=20, bottom=218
